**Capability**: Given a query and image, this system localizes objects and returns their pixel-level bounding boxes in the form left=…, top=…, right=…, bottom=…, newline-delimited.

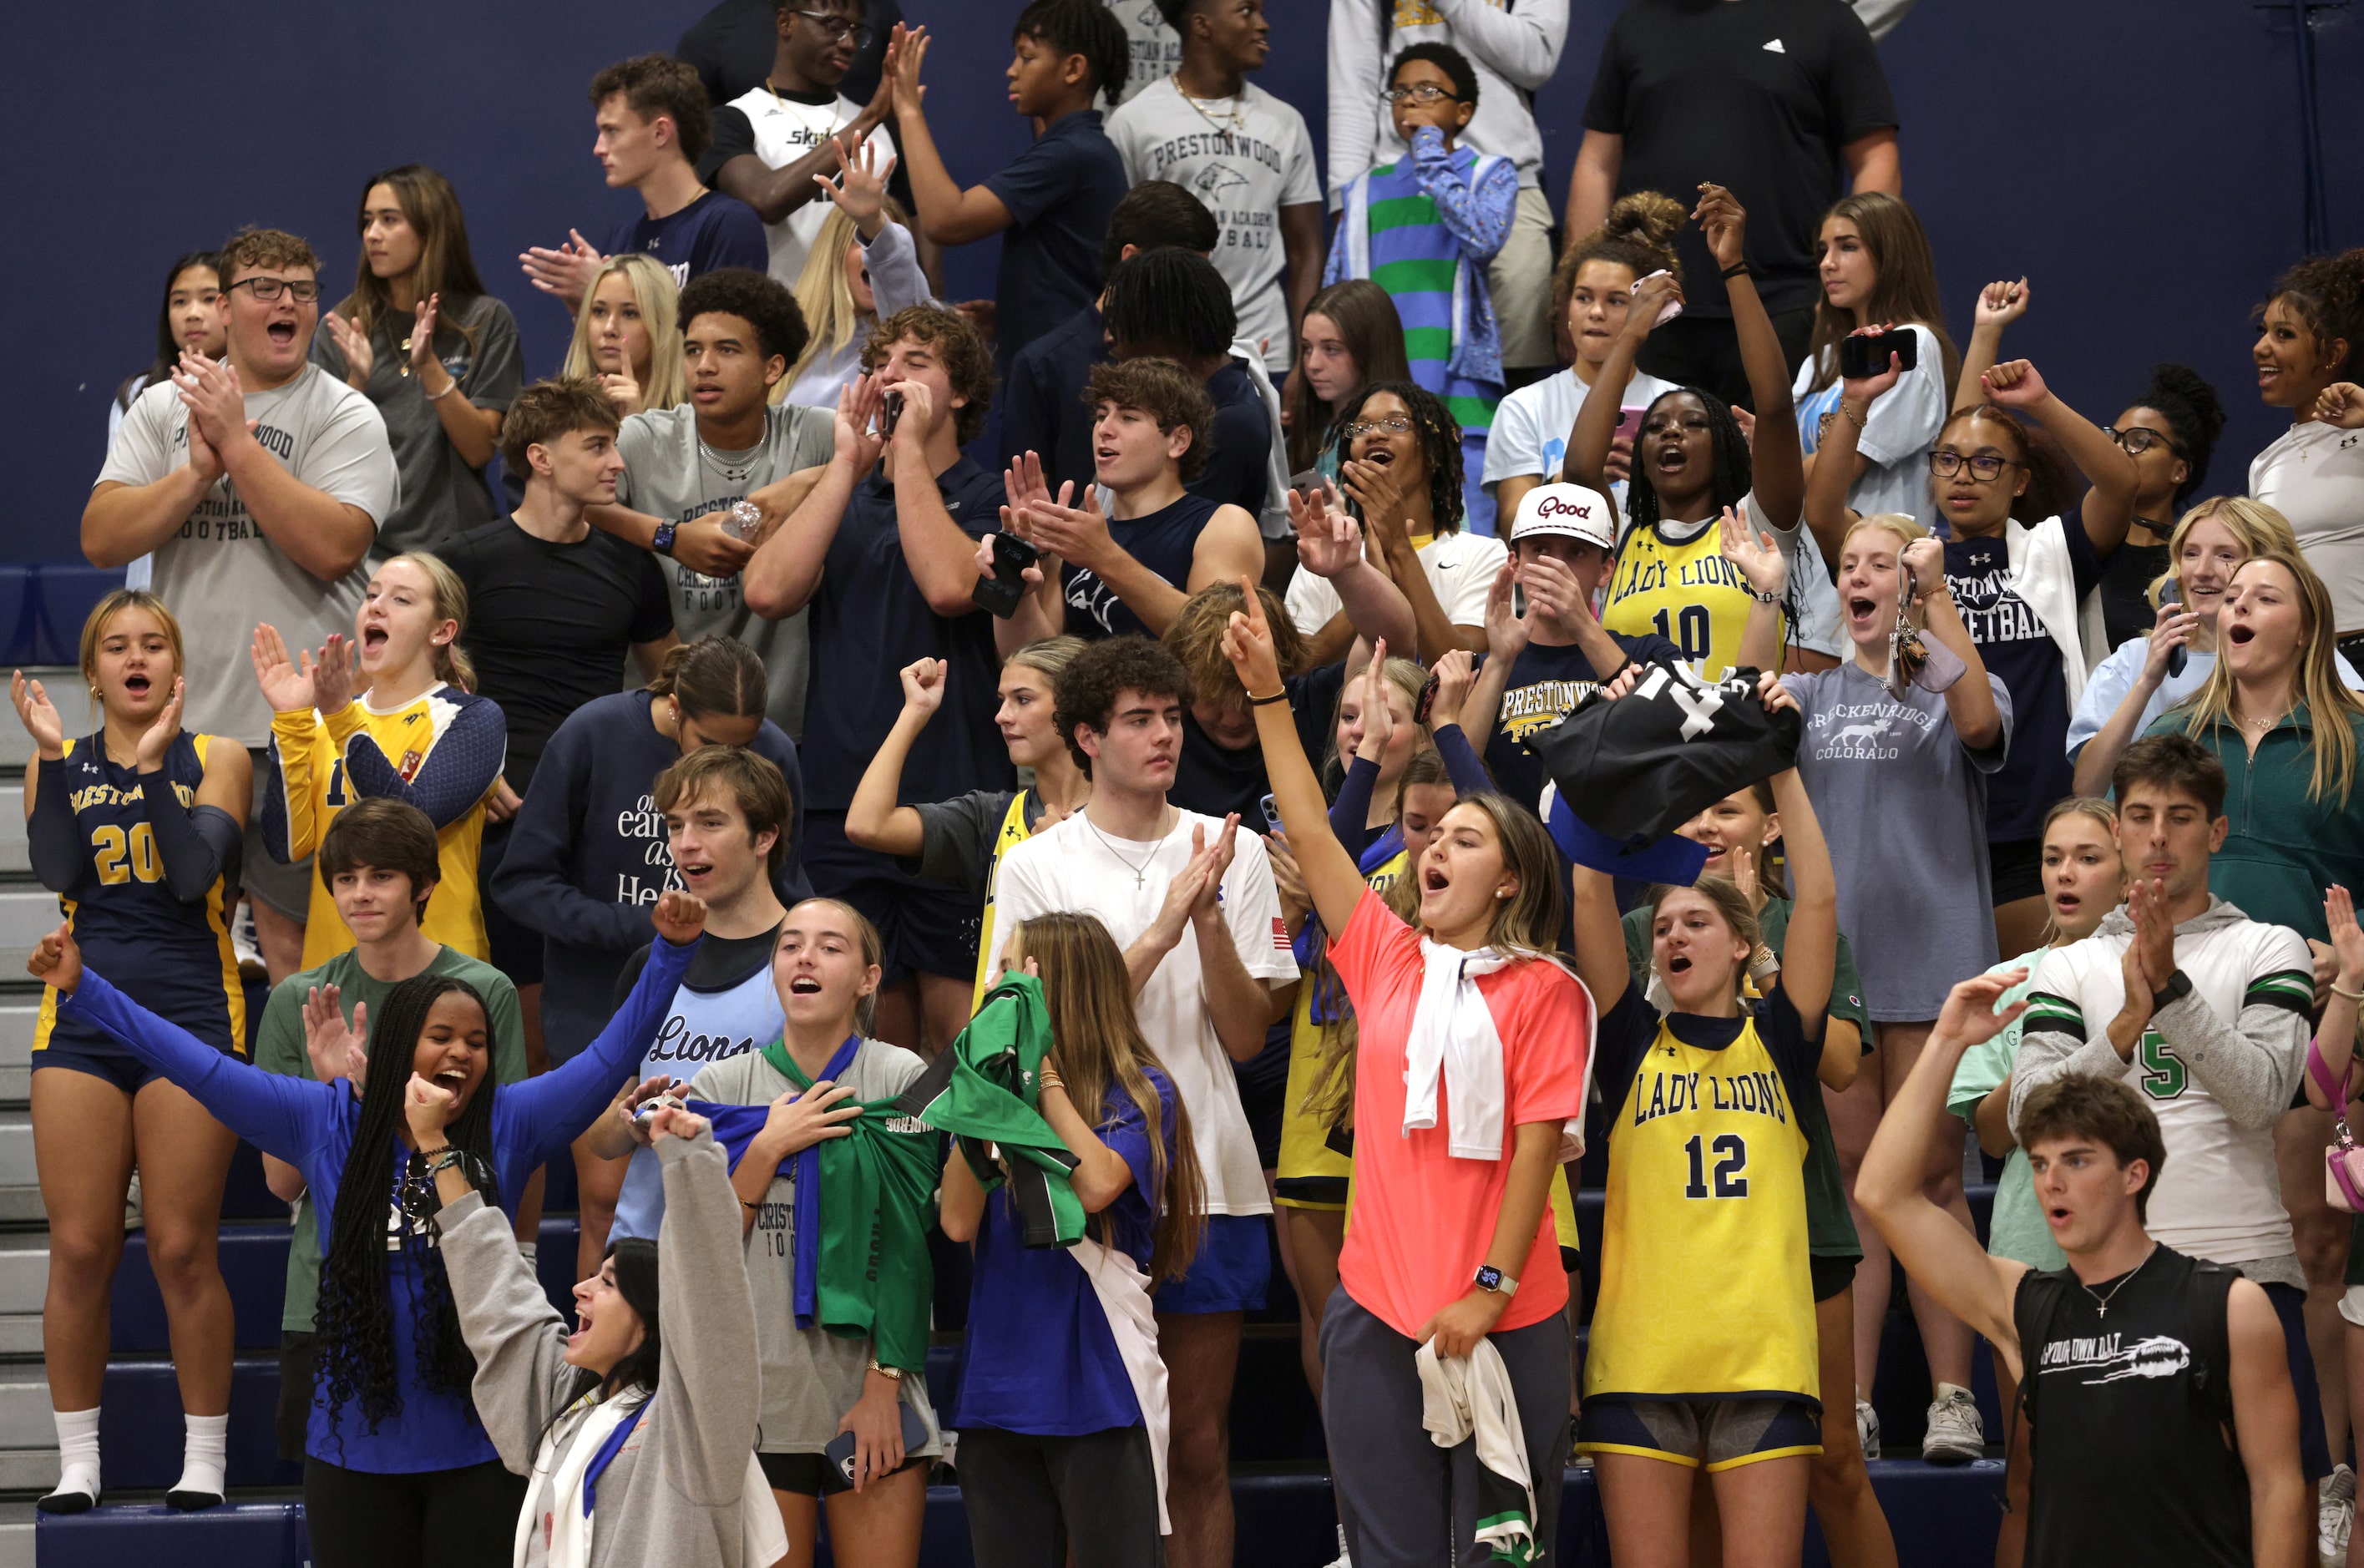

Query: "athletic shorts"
left=1274, top=1020, right=1350, bottom=1210
left=243, top=748, right=313, bottom=921
left=32, top=1041, right=162, bottom=1095
left=1577, top=1396, right=1823, bottom=1471
left=477, top=821, right=544, bottom=988
left=757, top=1449, right=928, bottom=1498
left=1812, top=1252, right=1861, bottom=1303
left=1152, top=1212, right=1270, bottom=1315
left=798, top=812, right=980, bottom=986
left=2265, top=1279, right=2335, bottom=1482
left=2341, top=1282, right=2364, bottom=1329
left=1987, top=837, right=2044, bottom=907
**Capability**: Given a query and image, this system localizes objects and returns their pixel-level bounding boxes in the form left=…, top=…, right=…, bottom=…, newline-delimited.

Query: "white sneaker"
left=1855, top=1393, right=1881, bottom=1460
left=2321, top=1462, right=2354, bottom=1567
left=123, top=1171, right=143, bottom=1233
left=1921, top=1383, right=1984, bottom=1464
left=232, top=900, right=266, bottom=982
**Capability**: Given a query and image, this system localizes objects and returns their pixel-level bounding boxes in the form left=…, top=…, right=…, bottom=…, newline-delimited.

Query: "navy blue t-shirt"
left=802, top=458, right=1015, bottom=809
left=950, top=1068, right=1172, bottom=1435
left=1192, top=359, right=1272, bottom=520
left=985, top=110, right=1127, bottom=371
left=605, top=190, right=768, bottom=288
left=1944, top=516, right=2102, bottom=846
left=1066, top=493, right=1216, bottom=640
left=1000, top=304, right=1108, bottom=498
left=1482, top=631, right=1685, bottom=815
left=1173, top=663, right=1347, bottom=820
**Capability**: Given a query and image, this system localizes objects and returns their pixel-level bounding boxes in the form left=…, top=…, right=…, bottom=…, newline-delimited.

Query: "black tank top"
left=2014, top=1245, right=2249, bottom=1568
left=1063, top=492, right=1217, bottom=640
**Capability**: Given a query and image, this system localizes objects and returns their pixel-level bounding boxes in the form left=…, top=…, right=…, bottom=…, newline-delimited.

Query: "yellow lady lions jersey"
left=1583, top=997, right=1816, bottom=1404
left=1600, top=514, right=1781, bottom=680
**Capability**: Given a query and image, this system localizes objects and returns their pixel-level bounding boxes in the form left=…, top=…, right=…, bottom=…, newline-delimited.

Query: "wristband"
left=1839, top=402, right=1868, bottom=430
left=1745, top=584, right=1782, bottom=604
left=1248, top=690, right=1289, bottom=706
left=1720, top=261, right=1751, bottom=280
left=415, top=1145, right=452, bottom=1161
left=2333, top=984, right=2364, bottom=1003
left=427, top=376, right=463, bottom=402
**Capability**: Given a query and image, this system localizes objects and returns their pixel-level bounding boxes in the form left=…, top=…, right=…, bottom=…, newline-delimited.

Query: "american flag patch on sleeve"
left=1273, top=918, right=1289, bottom=951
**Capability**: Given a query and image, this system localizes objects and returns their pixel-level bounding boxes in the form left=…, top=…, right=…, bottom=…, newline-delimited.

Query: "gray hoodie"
left=441, top=1129, right=761, bottom=1568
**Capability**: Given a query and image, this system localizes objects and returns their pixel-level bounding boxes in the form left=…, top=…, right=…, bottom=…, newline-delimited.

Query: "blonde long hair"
left=386, top=552, right=476, bottom=693
left=561, top=254, right=687, bottom=412
left=785, top=203, right=912, bottom=399
left=2144, top=495, right=2306, bottom=610
left=1005, top=913, right=1205, bottom=1286
left=2174, top=547, right=2364, bottom=802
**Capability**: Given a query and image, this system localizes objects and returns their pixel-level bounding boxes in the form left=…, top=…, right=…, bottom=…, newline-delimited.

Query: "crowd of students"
left=34, top=0, right=2364, bottom=1565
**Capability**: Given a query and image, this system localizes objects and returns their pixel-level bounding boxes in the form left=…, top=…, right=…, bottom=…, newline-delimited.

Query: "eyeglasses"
left=1343, top=413, right=1415, bottom=440
left=1380, top=83, right=1460, bottom=105
left=790, top=10, right=875, bottom=46
left=227, top=276, right=321, bottom=304
left=1929, top=449, right=2022, bottom=483
left=2105, top=426, right=2182, bottom=458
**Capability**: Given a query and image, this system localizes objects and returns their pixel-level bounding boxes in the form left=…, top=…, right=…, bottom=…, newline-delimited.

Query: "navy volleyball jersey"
left=35, top=732, right=244, bottom=1058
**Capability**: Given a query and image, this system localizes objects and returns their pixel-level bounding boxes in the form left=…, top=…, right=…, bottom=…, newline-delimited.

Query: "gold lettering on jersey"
left=68, top=781, right=194, bottom=812
left=1497, top=680, right=1605, bottom=741
left=1631, top=1067, right=1791, bottom=1127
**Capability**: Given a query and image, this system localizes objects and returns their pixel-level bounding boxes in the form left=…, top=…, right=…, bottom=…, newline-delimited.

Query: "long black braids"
left=1329, top=380, right=1466, bottom=534
left=312, top=974, right=502, bottom=1443
left=1621, top=387, right=1754, bottom=537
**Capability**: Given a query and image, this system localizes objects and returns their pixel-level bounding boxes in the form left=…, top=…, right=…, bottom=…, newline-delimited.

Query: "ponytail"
left=388, top=551, right=476, bottom=693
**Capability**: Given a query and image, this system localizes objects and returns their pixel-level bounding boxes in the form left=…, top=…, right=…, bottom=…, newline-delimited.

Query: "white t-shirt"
left=1792, top=323, right=1946, bottom=527
left=1105, top=78, right=1321, bottom=373
left=991, top=809, right=1298, bottom=1217
left=1283, top=528, right=1508, bottom=638
left=1102, top=0, right=1182, bottom=107
left=2251, top=418, right=2364, bottom=633
left=721, top=85, right=896, bottom=290
left=95, top=364, right=395, bottom=746
left=1481, top=363, right=1683, bottom=513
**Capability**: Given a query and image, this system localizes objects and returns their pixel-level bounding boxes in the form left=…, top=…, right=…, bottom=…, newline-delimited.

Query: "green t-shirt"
left=1622, top=895, right=1870, bottom=1259
left=255, top=944, right=528, bottom=1333
left=1946, top=952, right=2068, bottom=1272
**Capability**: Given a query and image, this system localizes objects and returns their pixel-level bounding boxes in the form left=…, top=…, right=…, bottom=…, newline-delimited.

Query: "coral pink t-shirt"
left=1330, top=889, right=1593, bottom=1340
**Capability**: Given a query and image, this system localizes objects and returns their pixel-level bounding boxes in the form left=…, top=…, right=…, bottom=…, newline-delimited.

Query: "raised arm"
left=1293, top=489, right=1418, bottom=661
left=845, top=660, right=942, bottom=858
left=1979, top=360, right=2139, bottom=556
left=1764, top=718, right=1833, bottom=1029
left=1566, top=274, right=1674, bottom=493
left=434, top=1181, right=572, bottom=1474
left=716, top=91, right=894, bottom=225
left=1952, top=279, right=2028, bottom=416
left=1722, top=508, right=1789, bottom=677
left=1461, top=560, right=1531, bottom=756
left=2071, top=602, right=2198, bottom=797
left=647, top=1113, right=763, bottom=1505
left=1221, top=577, right=1366, bottom=935
left=1899, top=537, right=2005, bottom=751
left=1410, top=131, right=1519, bottom=263
left=1430, top=0, right=1567, bottom=86
left=1567, top=862, right=1631, bottom=1018
left=2147, top=913, right=2311, bottom=1131
left=887, top=28, right=1014, bottom=247
left=1859, top=972, right=2034, bottom=1379
left=2305, top=888, right=2364, bottom=1110
left=1802, top=343, right=1902, bottom=567
left=1698, top=184, right=1800, bottom=534
left=743, top=377, right=883, bottom=620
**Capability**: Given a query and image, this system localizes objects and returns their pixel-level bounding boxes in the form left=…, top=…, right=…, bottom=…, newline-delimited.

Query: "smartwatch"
left=1474, top=1265, right=1519, bottom=1298
left=651, top=520, right=678, bottom=558
left=2150, top=969, right=2193, bottom=1012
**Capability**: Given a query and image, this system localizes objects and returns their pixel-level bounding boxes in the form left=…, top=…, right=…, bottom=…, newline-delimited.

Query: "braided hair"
left=1622, top=388, right=1753, bottom=537
left=312, top=974, right=501, bottom=1444
left=1330, top=380, right=1465, bottom=534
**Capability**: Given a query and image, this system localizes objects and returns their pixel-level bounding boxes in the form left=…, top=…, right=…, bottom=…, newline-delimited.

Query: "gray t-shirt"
left=1783, top=661, right=2014, bottom=1023
left=308, top=294, right=523, bottom=556
left=96, top=364, right=397, bottom=746
left=614, top=402, right=833, bottom=737
left=686, top=1042, right=943, bottom=1456
left=909, top=787, right=1050, bottom=893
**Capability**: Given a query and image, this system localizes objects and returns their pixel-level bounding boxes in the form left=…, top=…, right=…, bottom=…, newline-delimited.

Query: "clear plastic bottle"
left=722, top=499, right=763, bottom=542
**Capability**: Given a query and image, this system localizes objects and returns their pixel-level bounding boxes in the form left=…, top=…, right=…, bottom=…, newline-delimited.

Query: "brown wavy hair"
left=336, top=164, right=488, bottom=351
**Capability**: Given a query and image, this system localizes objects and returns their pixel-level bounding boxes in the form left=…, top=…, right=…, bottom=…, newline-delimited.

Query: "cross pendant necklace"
left=2081, top=1244, right=2155, bottom=1319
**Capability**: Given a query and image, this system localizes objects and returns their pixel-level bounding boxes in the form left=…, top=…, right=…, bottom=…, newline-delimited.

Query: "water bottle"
left=722, top=499, right=762, bottom=543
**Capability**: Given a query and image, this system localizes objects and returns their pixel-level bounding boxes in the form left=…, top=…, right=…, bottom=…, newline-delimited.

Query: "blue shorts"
left=2264, top=1279, right=2335, bottom=1482
left=34, top=1041, right=164, bottom=1095
left=1152, top=1212, right=1270, bottom=1315
left=798, top=812, right=981, bottom=987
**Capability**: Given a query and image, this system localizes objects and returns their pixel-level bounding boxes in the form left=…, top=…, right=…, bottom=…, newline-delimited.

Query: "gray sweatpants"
left=1319, top=1286, right=1572, bottom=1567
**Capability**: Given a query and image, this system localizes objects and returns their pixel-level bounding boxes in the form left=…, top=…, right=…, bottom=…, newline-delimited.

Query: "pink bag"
left=2307, top=1038, right=2364, bottom=1213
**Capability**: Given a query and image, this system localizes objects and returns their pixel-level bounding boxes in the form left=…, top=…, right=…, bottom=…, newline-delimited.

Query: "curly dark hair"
left=2258, top=247, right=2364, bottom=382
left=679, top=266, right=810, bottom=370
left=1623, top=387, right=1754, bottom=537
left=588, top=54, right=715, bottom=166
left=1106, top=250, right=1237, bottom=361
left=2123, top=363, right=2227, bottom=508
left=1015, top=0, right=1128, bottom=100
left=1331, top=380, right=1465, bottom=534
left=1086, top=357, right=1217, bottom=483
left=861, top=304, right=994, bottom=445
left=1053, top=635, right=1195, bottom=776
left=313, top=974, right=502, bottom=1449
left=1390, top=42, right=1478, bottom=106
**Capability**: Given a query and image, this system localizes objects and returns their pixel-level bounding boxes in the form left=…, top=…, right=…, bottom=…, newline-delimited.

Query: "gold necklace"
left=1172, top=73, right=1248, bottom=134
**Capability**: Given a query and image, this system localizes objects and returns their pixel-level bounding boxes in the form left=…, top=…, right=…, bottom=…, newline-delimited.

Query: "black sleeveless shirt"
left=2014, top=1245, right=2250, bottom=1568
left=1062, top=492, right=1217, bottom=640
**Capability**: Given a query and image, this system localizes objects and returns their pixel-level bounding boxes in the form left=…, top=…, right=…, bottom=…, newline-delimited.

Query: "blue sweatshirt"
left=490, top=690, right=811, bottom=1058
left=58, top=934, right=696, bottom=1472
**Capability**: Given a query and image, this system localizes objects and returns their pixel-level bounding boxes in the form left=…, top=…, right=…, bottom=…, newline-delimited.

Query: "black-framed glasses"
left=1380, top=83, right=1460, bottom=105
left=790, top=10, right=875, bottom=46
left=1930, top=449, right=2022, bottom=483
left=227, top=276, right=321, bottom=304
left=2105, top=426, right=2183, bottom=458
left=1343, top=413, right=1414, bottom=441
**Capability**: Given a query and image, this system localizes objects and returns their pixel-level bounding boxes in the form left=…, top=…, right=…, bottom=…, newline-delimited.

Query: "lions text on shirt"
left=1105, top=78, right=1321, bottom=373
left=990, top=811, right=1298, bottom=1217
left=96, top=366, right=397, bottom=746
left=721, top=86, right=897, bottom=288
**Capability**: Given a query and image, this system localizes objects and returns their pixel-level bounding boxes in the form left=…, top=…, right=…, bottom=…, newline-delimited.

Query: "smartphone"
left=880, top=391, right=905, bottom=438
left=1258, top=792, right=1284, bottom=834
left=1838, top=328, right=1921, bottom=381
left=1632, top=270, right=1683, bottom=327
left=1511, top=581, right=1529, bottom=618
left=823, top=1402, right=934, bottom=1485
left=972, top=532, right=1043, bottom=619
left=1415, top=670, right=1442, bottom=726
left=2160, top=579, right=2188, bottom=678
left=1613, top=406, right=1647, bottom=448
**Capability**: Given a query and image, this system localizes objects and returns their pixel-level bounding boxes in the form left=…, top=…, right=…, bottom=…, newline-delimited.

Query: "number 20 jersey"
left=35, top=731, right=243, bottom=1059
left=2018, top=904, right=2313, bottom=1267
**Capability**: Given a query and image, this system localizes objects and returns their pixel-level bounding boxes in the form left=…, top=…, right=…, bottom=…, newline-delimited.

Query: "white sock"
left=171, top=1413, right=227, bottom=1500
left=49, top=1408, right=99, bottom=1500
left=1933, top=1381, right=1972, bottom=1404
left=518, top=1241, right=539, bottom=1267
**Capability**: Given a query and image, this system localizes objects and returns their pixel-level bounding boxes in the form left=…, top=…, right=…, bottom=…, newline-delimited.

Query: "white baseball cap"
left=1508, top=482, right=1616, bottom=553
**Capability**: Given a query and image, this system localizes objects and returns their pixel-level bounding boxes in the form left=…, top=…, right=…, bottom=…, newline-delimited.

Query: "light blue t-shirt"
left=1946, top=953, right=2068, bottom=1272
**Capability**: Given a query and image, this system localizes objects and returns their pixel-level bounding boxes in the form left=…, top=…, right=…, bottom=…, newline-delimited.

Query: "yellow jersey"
left=266, top=686, right=504, bottom=969
left=1583, top=994, right=1816, bottom=1405
left=1600, top=515, right=1781, bottom=680
left=969, top=791, right=1039, bottom=1013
